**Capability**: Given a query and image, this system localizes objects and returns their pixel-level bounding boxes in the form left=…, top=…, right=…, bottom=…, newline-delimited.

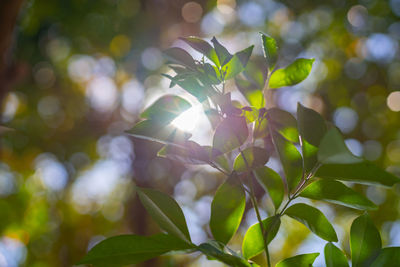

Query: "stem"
left=239, top=148, right=271, bottom=267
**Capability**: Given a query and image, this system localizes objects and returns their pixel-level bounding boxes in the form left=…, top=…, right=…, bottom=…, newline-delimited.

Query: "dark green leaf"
left=211, top=37, right=233, bottom=66
left=180, top=36, right=220, bottom=67
left=324, top=243, right=349, bottom=267
left=242, top=216, right=281, bottom=259
left=271, top=131, right=303, bottom=192
left=275, top=253, right=320, bottom=267
left=267, top=108, right=299, bottom=143
left=233, top=147, right=270, bottom=172
left=141, top=95, right=191, bottom=124
left=197, top=242, right=251, bottom=267
left=254, top=166, right=284, bottom=210
left=210, top=173, right=246, bottom=244
left=371, top=247, right=400, bottom=267
left=300, top=179, right=377, bottom=210
left=137, top=188, right=191, bottom=243
left=351, top=213, right=382, bottom=267
left=316, top=162, right=400, bottom=186
left=318, top=128, right=362, bottom=164
left=269, top=58, right=314, bottom=89
left=284, top=203, right=337, bottom=242
left=162, top=74, right=211, bottom=102
left=78, top=234, right=194, bottom=267
left=164, top=47, right=197, bottom=69
left=213, top=116, right=248, bottom=153
left=260, top=32, right=278, bottom=69
left=297, top=103, right=327, bottom=172
left=222, top=46, right=254, bottom=80
left=350, top=213, right=382, bottom=267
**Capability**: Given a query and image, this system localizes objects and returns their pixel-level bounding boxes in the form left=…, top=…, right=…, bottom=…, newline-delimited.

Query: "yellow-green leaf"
left=269, top=58, right=314, bottom=89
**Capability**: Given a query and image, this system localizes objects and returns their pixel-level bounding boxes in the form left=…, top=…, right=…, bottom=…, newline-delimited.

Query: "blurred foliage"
left=0, top=0, right=400, bottom=266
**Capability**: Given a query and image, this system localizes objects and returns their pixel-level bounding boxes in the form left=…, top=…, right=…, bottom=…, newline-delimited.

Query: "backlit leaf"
left=267, top=108, right=299, bottom=143
left=351, top=213, right=381, bottom=267
left=284, top=203, right=337, bottom=242
left=271, top=131, right=303, bottom=192
left=164, top=47, right=197, bottom=69
left=137, top=188, right=191, bottom=243
left=233, top=147, right=270, bottom=172
left=260, top=32, right=278, bottom=69
left=254, top=166, right=284, bottom=210
left=222, top=46, right=254, bottom=80
left=213, top=116, right=248, bottom=153
left=242, top=216, right=281, bottom=259
left=269, top=58, right=314, bottom=89
left=211, top=37, right=233, bottom=66
left=324, top=243, right=349, bottom=267
left=275, top=253, right=320, bottom=267
left=210, top=173, right=246, bottom=244
left=180, top=36, right=220, bottom=67
left=197, top=242, right=251, bottom=267
left=300, top=179, right=377, bottom=210
left=77, top=234, right=194, bottom=267
left=371, top=247, right=400, bottom=267
left=141, top=95, right=191, bottom=124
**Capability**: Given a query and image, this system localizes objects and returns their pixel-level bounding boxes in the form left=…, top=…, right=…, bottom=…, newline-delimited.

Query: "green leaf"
left=324, top=243, right=349, bottom=267
left=198, top=242, right=251, bottom=267
left=164, top=47, right=197, bottom=69
left=211, top=37, right=233, bottom=66
left=371, top=247, right=400, bottom=267
left=269, top=58, right=314, bottom=89
left=316, top=161, right=400, bottom=186
left=162, top=74, right=211, bottom=102
left=137, top=188, right=191, bottom=243
left=271, top=131, right=303, bottom=192
left=158, top=141, right=214, bottom=165
left=260, top=33, right=278, bottom=69
left=141, top=95, right=191, bottom=124
left=267, top=108, right=299, bottom=143
left=233, top=147, right=270, bottom=172
left=210, top=173, right=246, bottom=244
left=284, top=203, right=337, bottom=242
left=242, top=216, right=281, bottom=259
left=222, top=46, right=254, bottom=80
left=300, top=179, right=377, bottom=210
left=77, top=234, right=194, bottom=267
left=275, top=253, right=320, bottom=267
left=318, top=128, right=362, bottom=164
left=351, top=213, right=382, bottom=267
left=180, top=36, right=220, bottom=67
left=297, top=103, right=327, bottom=172
left=254, top=166, right=284, bottom=210
left=213, top=116, right=248, bottom=153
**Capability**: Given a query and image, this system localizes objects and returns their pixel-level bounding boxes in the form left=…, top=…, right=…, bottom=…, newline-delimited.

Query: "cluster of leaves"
left=79, top=34, right=400, bottom=266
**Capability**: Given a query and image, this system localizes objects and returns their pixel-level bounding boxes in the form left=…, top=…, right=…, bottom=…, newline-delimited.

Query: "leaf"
left=222, top=46, right=254, bottom=80
left=324, top=243, right=349, bottom=267
left=137, top=188, right=191, bottom=243
left=269, top=58, right=314, bottom=89
left=164, top=47, right=196, bottom=69
left=233, top=147, right=270, bottom=172
left=254, top=166, right=284, bottom=210
left=77, top=234, right=194, bottom=267
left=267, top=108, right=299, bottom=143
left=350, top=213, right=382, bottom=267
left=162, top=74, right=210, bottom=102
left=141, top=95, right=192, bottom=124
left=210, top=173, right=246, bottom=244
left=271, top=131, right=303, bottom=192
left=300, top=179, right=377, bottom=210
left=213, top=116, right=248, bottom=153
left=275, top=253, right=320, bottom=267
left=318, top=128, right=362, bottom=164
left=180, top=36, right=220, bottom=67
left=284, top=203, right=337, bottom=242
left=316, top=161, right=400, bottom=186
left=371, top=247, right=400, bottom=267
left=198, top=242, right=251, bottom=267
left=297, top=103, right=327, bottom=172
left=260, top=32, right=278, bottom=69
left=127, top=120, right=191, bottom=145
left=242, top=216, right=281, bottom=259
left=211, top=37, right=233, bottom=66
left=158, top=141, right=213, bottom=165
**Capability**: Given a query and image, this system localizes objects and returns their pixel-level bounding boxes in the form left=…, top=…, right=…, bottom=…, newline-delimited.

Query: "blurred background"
left=0, top=0, right=400, bottom=266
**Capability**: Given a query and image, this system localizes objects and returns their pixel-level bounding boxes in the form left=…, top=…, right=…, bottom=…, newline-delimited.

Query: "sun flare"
left=171, top=105, right=201, bottom=132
